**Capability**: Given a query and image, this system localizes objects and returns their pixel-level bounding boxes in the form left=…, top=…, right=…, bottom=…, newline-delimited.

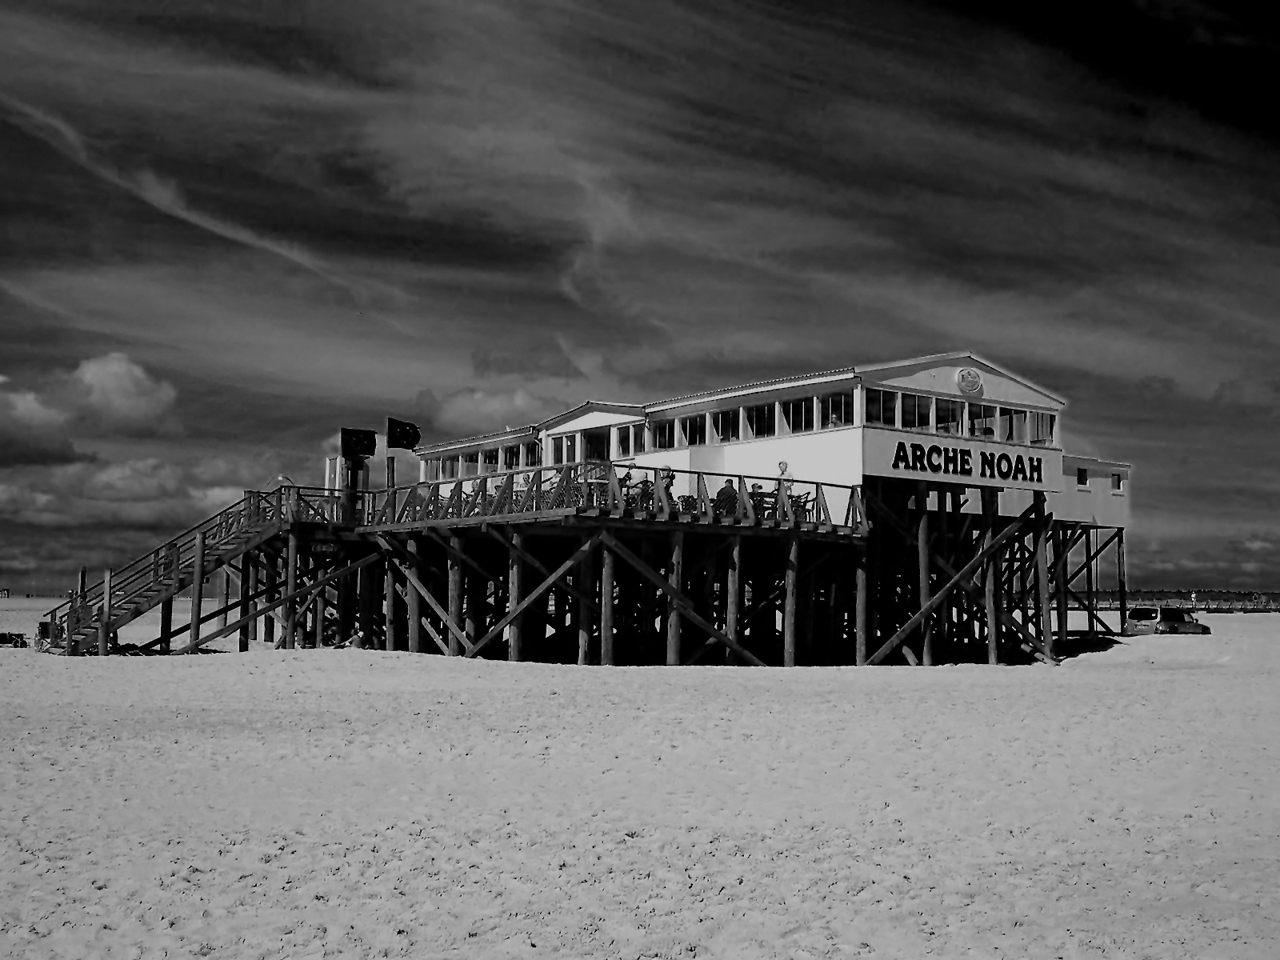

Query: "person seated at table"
left=714, top=478, right=738, bottom=515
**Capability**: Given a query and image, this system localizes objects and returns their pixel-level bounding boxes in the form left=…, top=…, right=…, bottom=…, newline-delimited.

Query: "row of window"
left=421, top=389, right=1058, bottom=477
left=427, top=440, right=543, bottom=480
left=866, top=389, right=1056, bottom=445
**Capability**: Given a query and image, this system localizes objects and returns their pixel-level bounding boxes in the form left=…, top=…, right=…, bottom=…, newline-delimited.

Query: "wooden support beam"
left=1116, top=528, right=1128, bottom=635
left=447, top=536, right=464, bottom=656
left=313, top=574, right=327, bottom=648
left=239, top=550, right=255, bottom=652
left=1055, top=527, right=1068, bottom=654
left=486, top=527, right=600, bottom=617
left=597, top=532, right=767, bottom=668
left=600, top=543, right=615, bottom=666
left=375, top=536, right=473, bottom=655
left=159, top=597, right=173, bottom=655
left=982, top=489, right=999, bottom=665
left=507, top=533, right=523, bottom=662
left=219, top=566, right=231, bottom=630
left=578, top=546, right=595, bottom=665
left=174, top=553, right=381, bottom=654
left=263, top=557, right=277, bottom=647
left=406, top=538, right=422, bottom=653
left=98, top=567, right=112, bottom=656
left=283, top=531, right=298, bottom=649
left=867, top=504, right=1035, bottom=666
left=783, top=536, right=798, bottom=667
left=855, top=549, right=867, bottom=666
left=918, top=484, right=932, bottom=666
left=1035, top=493, right=1054, bottom=660
left=190, top=532, right=206, bottom=650
left=667, top=531, right=683, bottom=666
left=465, top=534, right=601, bottom=660
left=726, top=536, right=741, bottom=664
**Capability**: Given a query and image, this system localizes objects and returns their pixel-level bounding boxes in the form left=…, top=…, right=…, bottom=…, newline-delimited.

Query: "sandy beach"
left=2, top=598, right=1277, bottom=959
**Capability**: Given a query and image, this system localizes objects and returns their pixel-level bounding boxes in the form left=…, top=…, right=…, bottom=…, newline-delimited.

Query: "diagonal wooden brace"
left=867, top=503, right=1036, bottom=665
left=597, top=531, right=767, bottom=667
left=376, top=535, right=473, bottom=654
left=466, top=533, right=602, bottom=659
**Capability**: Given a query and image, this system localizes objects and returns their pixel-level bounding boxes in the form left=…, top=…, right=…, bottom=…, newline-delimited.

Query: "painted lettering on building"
left=890, top=440, right=1043, bottom=484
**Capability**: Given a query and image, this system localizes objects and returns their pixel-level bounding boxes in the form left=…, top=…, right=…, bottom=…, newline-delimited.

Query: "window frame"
left=864, top=388, right=898, bottom=428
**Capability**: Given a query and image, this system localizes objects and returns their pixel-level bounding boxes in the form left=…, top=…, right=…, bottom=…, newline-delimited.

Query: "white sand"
left=2, top=598, right=1277, bottom=959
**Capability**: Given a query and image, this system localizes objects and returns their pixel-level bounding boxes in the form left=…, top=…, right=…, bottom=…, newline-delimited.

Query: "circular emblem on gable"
left=956, top=367, right=983, bottom=396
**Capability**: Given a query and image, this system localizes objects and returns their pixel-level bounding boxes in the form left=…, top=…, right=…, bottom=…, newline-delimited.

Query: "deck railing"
left=359, top=461, right=866, bottom=530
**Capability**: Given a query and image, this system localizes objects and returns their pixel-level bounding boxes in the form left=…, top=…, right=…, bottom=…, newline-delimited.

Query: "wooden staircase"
left=45, top=490, right=298, bottom=655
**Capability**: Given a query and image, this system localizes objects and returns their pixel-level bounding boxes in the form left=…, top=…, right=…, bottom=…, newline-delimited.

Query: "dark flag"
left=386, top=417, right=422, bottom=450
left=340, top=427, right=377, bottom=460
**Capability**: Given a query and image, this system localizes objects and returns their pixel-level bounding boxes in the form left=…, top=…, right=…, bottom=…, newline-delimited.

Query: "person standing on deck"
left=776, top=461, right=794, bottom=496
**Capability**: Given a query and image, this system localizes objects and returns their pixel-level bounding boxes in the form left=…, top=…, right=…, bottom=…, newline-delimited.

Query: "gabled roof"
left=856, top=351, right=1066, bottom=406
left=535, top=400, right=645, bottom=432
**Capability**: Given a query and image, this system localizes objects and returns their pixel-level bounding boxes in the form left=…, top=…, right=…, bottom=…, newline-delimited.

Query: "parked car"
left=1122, top=606, right=1211, bottom=636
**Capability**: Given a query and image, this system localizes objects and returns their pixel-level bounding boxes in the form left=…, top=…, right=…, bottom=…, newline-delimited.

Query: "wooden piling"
left=600, top=543, right=615, bottom=666
left=448, top=536, right=464, bottom=656
left=238, top=555, right=253, bottom=652
left=982, top=488, right=999, bottom=666
left=98, top=566, right=112, bottom=656
left=666, top=531, right=683, bottom=666
left=578, top=546, right=595, bottom=665
left=783, top=536, right=798, bottom=667
left=1116, top=528, right=1128, bottom=635
left=406, top=538, right=422, bottom=653
left=726, top=536, right=741, bottom=664
left=263, top=556, right=277, bottom=647
left=159, top=597, right=173, bottom=655
left=855, top=549, right=867, bottom=666
left=507, top=533, right=523, bottom=661
left=219, top=566, right=231, bottom=630
left=283, top=532, right=298, bottom=649
left=1034, top=493, right=1054, bottom=660
left=190, top=532, right=206, bottom=651
left=1055, top=527, right=1068, bottom=654
left=917, top=484, right=932, bottom=666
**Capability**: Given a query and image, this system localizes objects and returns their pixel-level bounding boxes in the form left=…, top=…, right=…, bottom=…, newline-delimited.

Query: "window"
left=936, top=399, right=964, bottom=436
left=967, top=403, right=997, bottom=438
left=999, top=408, right=1028, bottom=443
left=653, top=420, right=677, bottom=449
left=425, top=459, right=441, bottom=481
left=681, top=415, right=707, bottom=446
left=782, top=397, right=814, bottom=433
left=552, top=436, right=564, bottom=465
left=616, top=426, right=631, bottom=458
left=865, top=389, right=897, bottom=427
left=901, top=393, right=932, bottom=431
left=564, top=435, right=576, bottom=462
left=632, top=424, right=647, bottom=454
left=481, top=448, right=499, bottom=473
left=523, top=441, right=542, bottom=467
left=1111, top=473, right=1124, bottom=493
left=461, top=452, right=479, bottom=477
left=441, top=457, right=459, bottom=480
left=820, top=392, right=852, bottom=428
left=745, top=403, right=775, bottom=438
left=1076, top=468, right=1089, bottom=487
left=1030, top=412, right=1056, bottom=446
left=1130, top=607, right=1158, bottom=622
left=502, top=445, right=520, bottom=470
left=712, top=408, right=740, bottom=442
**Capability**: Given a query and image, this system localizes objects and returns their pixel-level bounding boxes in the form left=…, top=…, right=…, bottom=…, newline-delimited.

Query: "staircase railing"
left=44, top=487, right=306, bottom=644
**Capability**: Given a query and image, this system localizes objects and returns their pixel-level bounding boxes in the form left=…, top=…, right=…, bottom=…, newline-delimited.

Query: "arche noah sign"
left=863, top=429, right=1061, bottom=491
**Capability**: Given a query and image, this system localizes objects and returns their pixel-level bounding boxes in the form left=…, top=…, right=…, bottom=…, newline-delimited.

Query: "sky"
left=1, top=0, right=1278, bottom=593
